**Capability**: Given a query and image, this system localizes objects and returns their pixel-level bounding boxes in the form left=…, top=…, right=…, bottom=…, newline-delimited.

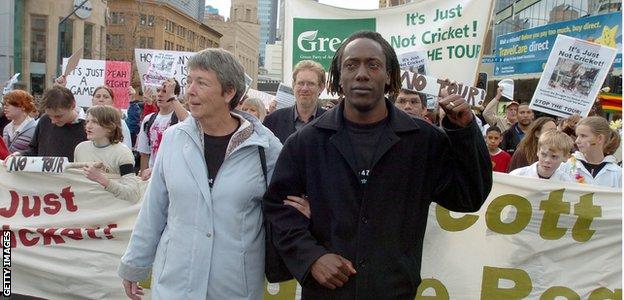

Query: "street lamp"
left=564, top=4, right=590, bottom=17
left=56, top=0, right=89, bottom=78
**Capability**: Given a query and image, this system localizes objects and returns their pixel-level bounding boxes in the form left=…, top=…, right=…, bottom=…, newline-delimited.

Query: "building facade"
left=264, top=40, right=282, bottom=81
left=15, top=0, right=108, bottom=95
left=153, top=0, right=206, bottom=22
left=107, top=0, right=221, bottom=85
left=204, top=0, right=259, bottom=87
left=0, top=0, right=15, bottom=84
left=257, top=0, right=277, bottom=66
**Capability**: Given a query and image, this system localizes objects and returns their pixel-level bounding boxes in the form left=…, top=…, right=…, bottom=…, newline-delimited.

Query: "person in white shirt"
left=510, top=129, right=575, bottom=181
left=561, top=116, right=622, bottom=188
left=136, top=78, right=189, bottom=179
left=91, top=86, right=132, bottom=149
left=74, top=105, right=141, bottom=201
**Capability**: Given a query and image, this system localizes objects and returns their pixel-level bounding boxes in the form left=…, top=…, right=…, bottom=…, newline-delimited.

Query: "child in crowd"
left=508, top=116, right=557, bottom=172
left=91, top=86, right=132, bottom=149
left=2, top=90, right=38, bottom=153
left=562, top=116, right=621, bottom=188
left=74, top=105, right=140, bottom=202
left=510, top=130, right=574, bottom=181
left=486, top=126, right=511, bottom=173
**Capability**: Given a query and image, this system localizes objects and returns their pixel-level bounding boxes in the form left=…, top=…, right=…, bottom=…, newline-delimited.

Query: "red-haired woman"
left=2, top=90, right=37, bottom=153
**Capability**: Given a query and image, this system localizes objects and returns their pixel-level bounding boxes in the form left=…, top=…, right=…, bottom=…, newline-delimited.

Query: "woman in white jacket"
left=563, top=116, right=621, bottom=188
left=118, top=49, right=282, bottom=299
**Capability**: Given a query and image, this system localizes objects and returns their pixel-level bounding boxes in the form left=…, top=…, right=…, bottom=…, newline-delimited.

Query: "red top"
left=0, top=138, right=9, bottom=160
left=491, top=149, right=511, bottom=173
left=140, top=102, right=159, bottom=123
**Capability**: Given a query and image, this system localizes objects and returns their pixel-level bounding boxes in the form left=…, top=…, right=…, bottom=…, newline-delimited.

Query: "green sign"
left=292, top=18, right=376, bottom=70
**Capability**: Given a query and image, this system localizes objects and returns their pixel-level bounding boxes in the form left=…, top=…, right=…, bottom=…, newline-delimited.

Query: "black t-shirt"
left=203, top=123, right=239, bottom=188
left=344, top=118, right=388, bottom=184
left=580, top=160, right=608, bottom=178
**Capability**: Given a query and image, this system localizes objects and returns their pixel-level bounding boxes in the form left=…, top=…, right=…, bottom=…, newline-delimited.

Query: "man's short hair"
left=41, top=86, right=75, bottom=110
left=187, top=48, right=245, bottom=110
left=171, top=78, right=181, bottom=96
left=327, top=31, right=401, bottom=100
left=486, top=126, right=502, bottom=135
left=538, top=130, right=574, bottom=155
left=292, top=60, right=326, bottom=85
left=397, top=88, right=427, bottom=109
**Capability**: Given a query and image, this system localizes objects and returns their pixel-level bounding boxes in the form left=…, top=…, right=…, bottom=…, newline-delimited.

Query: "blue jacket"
left=119, top=112, right=282, bottom=299
left=125, top=100, right=143, bottom=134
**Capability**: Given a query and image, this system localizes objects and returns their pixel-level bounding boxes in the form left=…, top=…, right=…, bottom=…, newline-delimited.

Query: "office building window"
left=110, top=12, right=125, bottom=24
left=30, top=15, right=47, bottom=63
left=84, top=23, right=93, bottom=59
left=140, top=14, right=155, bottom=27
left=140, top=37, right=154, bottom=49
left=109, top=34, right=125, bottom=50
left=59, top=18, right=73, bottom=58
left=166, top=20, right=175, bottom=32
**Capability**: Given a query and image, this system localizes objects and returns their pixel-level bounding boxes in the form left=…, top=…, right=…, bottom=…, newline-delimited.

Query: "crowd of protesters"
left=0, top=29, right=621, bottom=299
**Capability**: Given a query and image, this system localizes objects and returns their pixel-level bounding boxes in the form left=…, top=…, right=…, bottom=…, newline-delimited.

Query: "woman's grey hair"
left=242, top=97, right=267, bottom=122
left=187, top=48, right=246, bottom=110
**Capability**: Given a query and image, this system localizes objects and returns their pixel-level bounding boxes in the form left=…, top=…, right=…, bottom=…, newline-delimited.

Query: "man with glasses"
left=263, top=60, right=327, bottom=143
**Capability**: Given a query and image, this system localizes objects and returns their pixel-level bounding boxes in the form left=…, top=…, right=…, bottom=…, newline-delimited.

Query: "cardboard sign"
left=63, top=47, right=84, bottom=77
left=529, top=35, right=617, bottom=117
left=62, top=59, right=132, bottom=109
left=400, top=70, right=486, bottom=106
left=275, top=84, right=295, bottom=109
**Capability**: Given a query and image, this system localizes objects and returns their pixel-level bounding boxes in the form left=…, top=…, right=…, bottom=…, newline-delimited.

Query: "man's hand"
left=310, top=254, right=357, bottom=289
left=439, top=93, right=473, bottom=128
left=122, top=279, right=144, bottom=300
left=284, top=195, right=311, bottom=218
left=54, top=75, right=67, bottom=87
left=163, top=78, right=177, bottom=99
left=495, top=86, right=503, bottom=99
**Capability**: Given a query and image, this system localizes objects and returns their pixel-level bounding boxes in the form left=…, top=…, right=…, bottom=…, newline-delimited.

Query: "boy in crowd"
left=394, top=88, right=428, bottom=120
left=20, top=86, right=86, bottom=161
left=510, top=130, right=574, bottom=181
left=486, top=126, right=511, bottom=173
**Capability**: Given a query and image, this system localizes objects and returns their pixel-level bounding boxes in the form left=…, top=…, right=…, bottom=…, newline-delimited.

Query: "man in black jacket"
left=263, top=60, right=326, bottom=143
left=263, top=31, right=493, bottom=299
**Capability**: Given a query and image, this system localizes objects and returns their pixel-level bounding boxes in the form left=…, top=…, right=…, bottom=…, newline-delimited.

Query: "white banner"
left=284, top=0, right=494, bottom=98
left=420, top=172, right=621, bottom=299
left=3, top=169, right=620, bottom=299
left=529, top=35, right=617, bottom=118
left=1, top=166, right=145, bottom=299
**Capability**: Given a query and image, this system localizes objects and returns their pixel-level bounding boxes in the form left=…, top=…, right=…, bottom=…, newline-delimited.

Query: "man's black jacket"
left=263, top=105, right=326, bottom=144
left=263, top=100, right=492, bottom=299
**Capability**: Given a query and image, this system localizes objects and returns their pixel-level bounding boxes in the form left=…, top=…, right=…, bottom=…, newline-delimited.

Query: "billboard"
left=494, top=12, right=622, bottom=76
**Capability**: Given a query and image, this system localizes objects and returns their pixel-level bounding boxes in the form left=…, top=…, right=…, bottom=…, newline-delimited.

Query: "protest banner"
left=529, top=35, right=617, bottom=118
left=284, top=0, right=495, bottom=98
left=419, top=172, right=621, bottom=299
left=401, top=70, right=486, bottom=106
left=0, top=165, right=145, bottom=299
left=134, top=48, right=195, bottom=95
left=4, top=165, right=619, bottom=299
left=275, top=84, right=295, bottom=109
left=494, top=11, right=621, bottom=76
left=62, top=59, right=132, bottom=109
